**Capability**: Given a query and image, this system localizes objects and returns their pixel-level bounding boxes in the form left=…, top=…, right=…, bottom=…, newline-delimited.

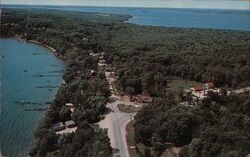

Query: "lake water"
left=4, top=5, right=250, bottom=31
left=0, top=39, right=65, bottom=157
left=53, top=6, right=250, bottom=31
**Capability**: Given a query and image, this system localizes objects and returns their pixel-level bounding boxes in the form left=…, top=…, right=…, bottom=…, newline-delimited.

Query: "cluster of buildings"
left=133, top=93, right=153, bottom=104
left=51, top=103, right=77, bottom=134
left=51, top=120, right=76, bottom=132
left=118, top=92, right=153, bottom=108
left=90, top=51, right=107, bottom=66
left=185, top=81, right=250, bottom=101
left=51, top=51, right=113, bottom=134
left=93, top=51, right=153, bottom=108
left=185, top=82, right=220, bottom=99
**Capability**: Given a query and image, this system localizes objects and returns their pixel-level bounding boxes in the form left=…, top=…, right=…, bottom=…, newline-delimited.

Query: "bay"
left=4, top=5, right=250, bottom=31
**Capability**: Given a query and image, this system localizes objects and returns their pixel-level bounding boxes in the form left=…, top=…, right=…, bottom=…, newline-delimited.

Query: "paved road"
left=98, top=71, right=136, bottom=157
left=99, top=94, right=135, bottom=157
left=232, top=87, right=250, bottom=94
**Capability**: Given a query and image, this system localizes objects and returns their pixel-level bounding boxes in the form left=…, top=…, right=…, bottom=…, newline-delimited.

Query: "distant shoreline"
left=2, top=1, right=250, bottom=11
left=2, top=4, right=250, bottom=11
left=2, top=5, right=249, bottom=32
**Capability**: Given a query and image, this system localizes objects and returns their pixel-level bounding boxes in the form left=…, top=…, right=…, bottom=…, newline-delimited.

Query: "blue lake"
left=54, top=6, right=250, bottom=31
left=0, top=39, right=65, bottom=157
left=4, top=5, right=250, bottom=31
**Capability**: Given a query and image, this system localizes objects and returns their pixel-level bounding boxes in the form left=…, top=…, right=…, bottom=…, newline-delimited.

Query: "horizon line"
left=2, top=3, right=250, bottom=11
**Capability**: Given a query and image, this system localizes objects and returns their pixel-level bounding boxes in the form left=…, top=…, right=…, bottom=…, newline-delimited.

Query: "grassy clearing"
left=167, top=79, right=202, bottom=91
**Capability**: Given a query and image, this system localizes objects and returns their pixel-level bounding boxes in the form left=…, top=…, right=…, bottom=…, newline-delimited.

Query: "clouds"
left=2, top=0, right=250, bottom=10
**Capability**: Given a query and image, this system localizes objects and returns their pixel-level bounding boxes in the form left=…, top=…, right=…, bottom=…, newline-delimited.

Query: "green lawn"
left=117, top=104, right=139, bottom=113
left=167, top=79, right=202, bottom=91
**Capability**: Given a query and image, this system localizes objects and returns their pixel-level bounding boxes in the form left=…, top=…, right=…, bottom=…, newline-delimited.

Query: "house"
left=99, top=55, right=104, bottom=60
left=51, top=122, right=65, bottom=131
left=205, top=82, right=215, bottom=89
left=88, top=69, right=96, bottom=76
left=65, top=103, right=74, bottom=107
left=89, top=52, right=99, bottom=57
left=65, top=120, right=77, bottom=128
left=99, top=59, right=106, bottom=64
left=138, top=94, right=153, bottom=103
left=70, top=107, right=75, bottom=113
left=65, top=103, right=76, bottom=113
left=193, top=85, right=203, bottom=92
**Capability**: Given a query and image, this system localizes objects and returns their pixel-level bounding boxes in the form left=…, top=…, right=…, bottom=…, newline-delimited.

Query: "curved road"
left=98, top=71, right=136, bottom=157
left=99, top=94, right=136, bottom=157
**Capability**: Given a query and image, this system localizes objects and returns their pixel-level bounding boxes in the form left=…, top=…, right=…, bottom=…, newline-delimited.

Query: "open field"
left=167, top=79, right=202, bottom=91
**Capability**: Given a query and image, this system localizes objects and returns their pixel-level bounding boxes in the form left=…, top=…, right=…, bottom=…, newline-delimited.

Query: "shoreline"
left=1, top=35, right=66, bottom=61
left=27, top=39, right=67, bottom=61
left=28, top=39, right=57, bottom=53
left=1, top=36, right=66, bottom=69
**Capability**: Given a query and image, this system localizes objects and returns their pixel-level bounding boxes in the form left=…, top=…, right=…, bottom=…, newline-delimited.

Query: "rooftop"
left=65, top=120, right=76, bottom=126
left=65, top=103, right=74, bottom=107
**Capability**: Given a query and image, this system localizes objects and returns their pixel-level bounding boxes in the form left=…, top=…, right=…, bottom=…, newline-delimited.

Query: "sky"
left=2, top=0, right=250, bottom=10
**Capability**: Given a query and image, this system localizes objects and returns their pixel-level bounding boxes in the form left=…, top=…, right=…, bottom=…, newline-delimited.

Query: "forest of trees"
left=103, top=27, right=250, bottom=97
left=134, top=92, right=250, bottom=157
left=3, top=8, right=250, bottom=98
left=2, top=8, right=250, bottom=157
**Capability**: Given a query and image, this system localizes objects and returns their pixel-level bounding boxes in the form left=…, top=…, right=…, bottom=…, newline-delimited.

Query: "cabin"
left=205, top=82, right=215, bottom=89
left=99, top=55, right=104, bottom=60
left=138, top=94, right=153, bottom=103
left=65, top=103, right=74, bottom=107
left=70, top=107, right=75, bottom=113
left=65, top=103, right=75, bottom=113
left=51, top=122, right=65, bottom=131
left=89, top=52, right=99, bottom=57
left=65, top=120, right=77, bottom=128
left=99, top=59, right=106, bottom=64
left=193, top=85, right=203, bottom=92
left=88, top=69, right=96, bottom=76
